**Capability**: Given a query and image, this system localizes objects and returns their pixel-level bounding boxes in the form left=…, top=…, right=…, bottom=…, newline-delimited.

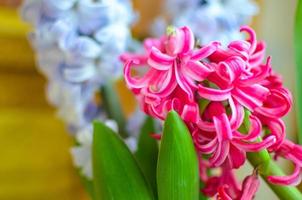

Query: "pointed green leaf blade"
left=295, top=0, right=302, bottom=144
left=135, top=116, right=159, bottom=198
left=157, top=111, right=199, bottom=200
left=92, top=121, right=154, bottom=200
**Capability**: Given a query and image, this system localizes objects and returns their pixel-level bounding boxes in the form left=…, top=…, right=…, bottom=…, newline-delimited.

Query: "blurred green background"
left=0, top=0, right=298, bottom=199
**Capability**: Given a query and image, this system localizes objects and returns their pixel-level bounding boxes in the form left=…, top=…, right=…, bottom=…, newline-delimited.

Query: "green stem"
left=247, top=153, right=302, bottom=200
left=239, top=109, right=302, bottom=199
left=295, top=0, right=302, bottom=144
left=100, top=81, right=128, bottom=138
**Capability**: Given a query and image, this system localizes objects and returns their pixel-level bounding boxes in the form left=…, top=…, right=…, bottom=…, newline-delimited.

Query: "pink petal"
left=197, top=119, right=216, bottom=132
left=147, top=47, right=174, bottom=70
left=175, top=62, right=195, bottom=100
left=165, top=26, right=194, bottom=55
left=255, top=89, right=292, bottom=118
left=120, top=53, right=147, bottom=63
left=229, top=97, right=244, bottom=130
left=249, top=42, right=266, bottom=68
left=238, top=57, right=271, bottom=86
left=198, top=85, right=232, bottom=101
left=184, top=60, right=213, bottom=81
left=149, top=103, right=165, bottom=120
left=233, top=115, right=262, bottom=141
left=240, top=26, right=257, bottom=54
left=216, top=56, right=245, bottom=83
left=228, top=40, right=250, bottom=61
left=268, top=164, right=302, bottom=186
left=197, top=138, right=218, bottom=154
left=232, top=85, right=269, bottom=110
left=213, top=114, right=233, bottom=141
left=144, top=37, right=164, bottom=51
left=232, top=135, right=276, bottom=152
left=210, top=114, right=232, bottom=167
left=210, top=140, right=230, bottom=167
left=124, top=60, right=157, bottom=89
left=149, top=68, right=178, bottom=97
left=191, top=41, right=220, bottom=60
left=181, top=103, right=200, bottom=123
left=265, top=118, right=285, bottom=151
left=229, top=144, right=246, bottom=169
left=239, top=171, right=260, bottom=200
left=217, top=186, right=233, bottom=200
left=180, top=26, right=195, bottom=54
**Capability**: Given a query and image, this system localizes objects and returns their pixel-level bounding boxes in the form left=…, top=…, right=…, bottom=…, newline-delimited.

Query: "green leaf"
left=295, top=0, right=302, bottom=144
left=157, top=111, right=199, bottom=200
left=100, top=81, right=128, bottom=138
left=135, top=116, right=159, bottom=198
left=92, top=121, right=154, bottom=200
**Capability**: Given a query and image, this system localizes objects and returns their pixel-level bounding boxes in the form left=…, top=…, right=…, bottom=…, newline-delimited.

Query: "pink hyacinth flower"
left=122, top=25, right=300, bottom=195
left=216, top=169, right=260, bottom=200
left=123, top=26, right=219, bottom=120
left=268, top=140, right=302, bottom=186
left=195, top=101, right=276, bottom=168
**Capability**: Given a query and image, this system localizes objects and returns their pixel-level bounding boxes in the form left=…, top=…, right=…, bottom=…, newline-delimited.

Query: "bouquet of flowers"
left=21, top=0, right=302, bottom=199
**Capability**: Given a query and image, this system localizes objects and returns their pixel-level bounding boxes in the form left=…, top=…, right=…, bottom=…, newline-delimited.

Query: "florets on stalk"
left=122, top=25, right=299, bottom=198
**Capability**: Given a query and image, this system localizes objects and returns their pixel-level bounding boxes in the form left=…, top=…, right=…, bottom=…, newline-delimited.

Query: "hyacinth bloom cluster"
left=21, top=0, right=138, bottom=179
left=152, top=0, right=258, bottom=45
left=21, top=0, right=135, bottom=132
left=122, top=26, right=301, bottom=198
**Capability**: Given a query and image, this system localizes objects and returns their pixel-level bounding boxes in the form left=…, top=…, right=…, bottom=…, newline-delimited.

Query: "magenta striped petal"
left=163, top=98, right=181, bottom=114
left=197, top=119, right=215, bottom=132
left=184, top=60, right=213, bottom=81
left=240, top=26, right=257, bottom=54
left=255, top=89, right=292, bottom=118
left=180, top=65, right=199, bottom=89
left=179, top=26, right=194, bottom=54
left=143, top=38, right=163, bottom=51
left=165, top=26, right=194, bottom=55
left=268, top=164, right=302, bottom=186
left=238, top=57, right=271, bottom=86
left=240, top=171, right=260, bottom=200
left=217, top=186, right=233, bottom=200
left=147, top=47, right=174, bottom=70
left=175, top=63, right=195, bottom=100
left=249, top=42, right=266, bottom=68
left=229, top=97, right=244, bottom=130
left=233, top=115, right=262, bottom=141
left=144, top=90, right=162, bottom=105
left=149, top=68, right=178, bottom=97
left=232, top=85, right=269, bottom=110
left=181, top=103, right=200, bottom=123
left=265, top=118, right=285, bottom=151
left=229, top=145, right=246, bottom=169
left=232, top=135, right=276, bottom=152
left=198, top=85, right=232, bottom=101
left=210, top=140, right=230, bottom=167
left=213, top=114, right=233, bottom=141
left=228, top=40, right=250, bottom=61
left=149, top=103, right=165, bottom=120
left=191, top=41, right=220, bottom=60
left=120, top=53, right=147, bottom=64
left=216, top=56, right=245, bottom=84
left=124, top=60, right=156, bottom=89
left=197, top=138, right=218, bottom=154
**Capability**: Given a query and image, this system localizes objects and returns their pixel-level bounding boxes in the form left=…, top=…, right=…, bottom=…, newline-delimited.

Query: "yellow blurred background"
left=0, top=0, right=298, bottom=199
